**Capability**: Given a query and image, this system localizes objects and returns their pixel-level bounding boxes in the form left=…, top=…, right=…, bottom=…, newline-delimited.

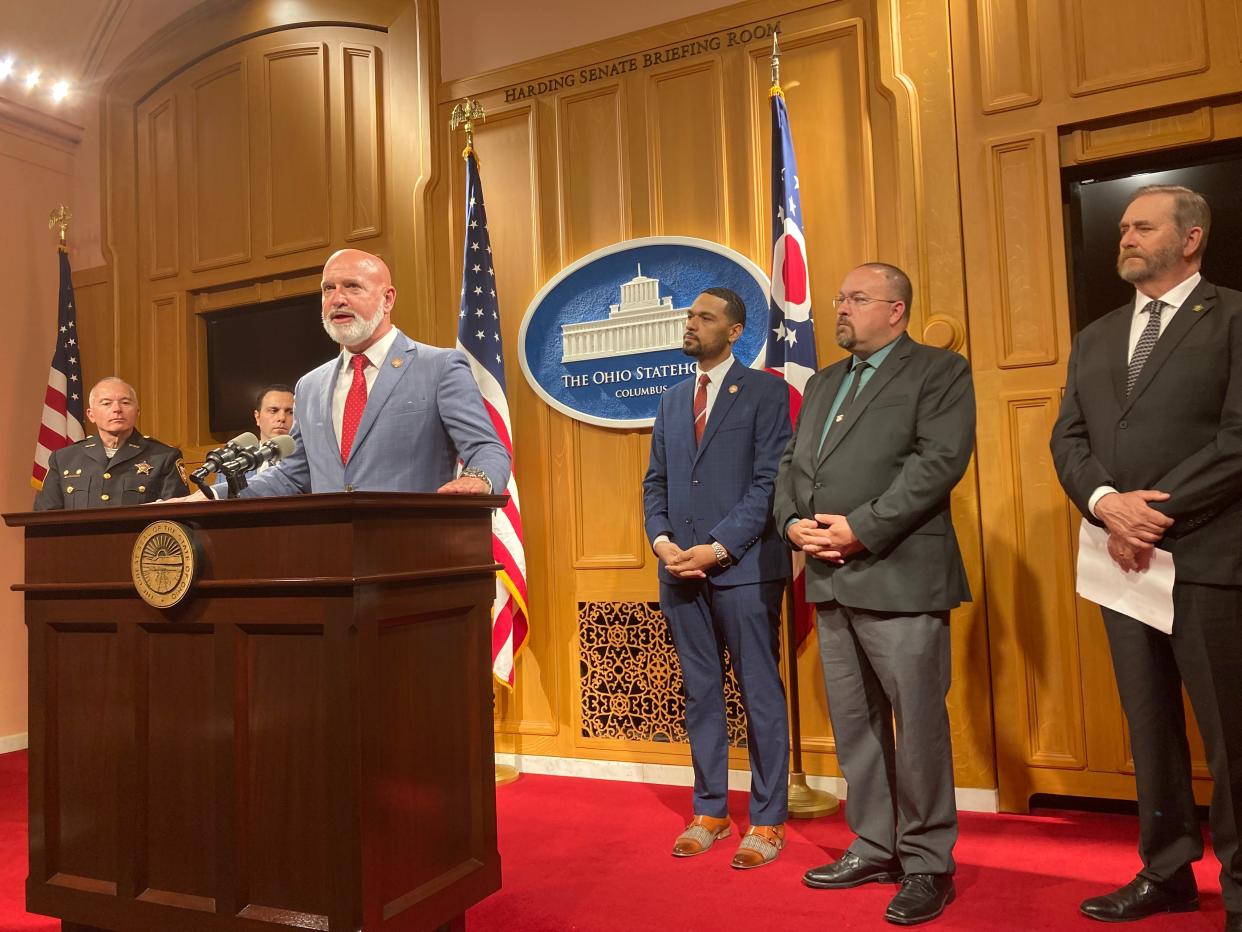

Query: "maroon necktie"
left=340, top=354, right=369, bottom=463
left=693, top=373, right=710, bottom=445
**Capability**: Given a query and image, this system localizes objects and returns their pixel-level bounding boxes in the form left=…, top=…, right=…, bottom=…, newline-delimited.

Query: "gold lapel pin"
left=728, top=385, right=738, bottom=394
left=392, top=358, right=403, bottom=368
left=1192, top=304, right=1204, bottom=313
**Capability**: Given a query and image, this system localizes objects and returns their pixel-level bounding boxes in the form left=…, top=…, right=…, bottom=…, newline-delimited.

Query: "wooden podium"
left=4, top=493, right=504, bottom=932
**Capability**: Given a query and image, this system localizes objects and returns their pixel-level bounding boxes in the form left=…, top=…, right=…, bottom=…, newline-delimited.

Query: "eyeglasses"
left=832, top=294, right=900, bottom=310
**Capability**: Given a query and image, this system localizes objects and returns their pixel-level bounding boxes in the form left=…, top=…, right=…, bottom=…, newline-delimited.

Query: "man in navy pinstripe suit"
left=643, top=287, right=792, bottom=870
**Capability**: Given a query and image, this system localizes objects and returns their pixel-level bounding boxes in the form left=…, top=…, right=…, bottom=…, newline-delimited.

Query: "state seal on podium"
left=131, top=520, right=199, bottom=608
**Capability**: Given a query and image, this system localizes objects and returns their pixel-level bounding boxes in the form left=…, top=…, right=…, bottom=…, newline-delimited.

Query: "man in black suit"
left=1051, top=185, right=1242, bottom=932
left=774, top=262, right=975, bottom=925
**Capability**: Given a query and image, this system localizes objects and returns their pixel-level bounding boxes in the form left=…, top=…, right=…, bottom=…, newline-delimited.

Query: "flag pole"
left=452, top=99, right=519, bottom=788
left=771, top=34, right=838, bottom=820
left=49, top=204, right=71, bottom=249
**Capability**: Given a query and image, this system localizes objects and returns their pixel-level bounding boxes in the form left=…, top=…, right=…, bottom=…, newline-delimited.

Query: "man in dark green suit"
left=34, top=377, right=188, bottom=510
left=774, top=262, right=975, bottom=926
left=1052, top=185, right=1242, bottom=932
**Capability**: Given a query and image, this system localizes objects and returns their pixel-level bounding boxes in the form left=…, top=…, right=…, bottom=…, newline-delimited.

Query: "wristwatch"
left=460, top=466, right=492, bottom=493
left=711, top=541, right=732, bottom=568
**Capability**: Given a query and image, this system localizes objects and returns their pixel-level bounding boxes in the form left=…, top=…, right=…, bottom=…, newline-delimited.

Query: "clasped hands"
left=787, top=514, right=863, bottom=565
left=654, top=541, right=720, bottom=579
left=1095, top=489, right=1173, bottom=573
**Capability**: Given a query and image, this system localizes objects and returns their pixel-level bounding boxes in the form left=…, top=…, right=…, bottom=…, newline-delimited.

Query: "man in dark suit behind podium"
left=642, top=287, right=792, bottom=870
left=1051, top=185, right=1242, bottom=931
left=774, top=262, right=975, bottom=926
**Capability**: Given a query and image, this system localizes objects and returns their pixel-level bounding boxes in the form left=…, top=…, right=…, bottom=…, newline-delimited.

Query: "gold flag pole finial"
left=450, top=98, right=487, bottom=160
left=49, top=204, right=72, bottom=249
left=770, top=31, right=782, bottom=98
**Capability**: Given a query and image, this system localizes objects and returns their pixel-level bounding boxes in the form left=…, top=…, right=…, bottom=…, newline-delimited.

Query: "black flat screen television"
left=1064, top=140, right=1242, bottom=335
left=204, top=294, right=338, bottom=435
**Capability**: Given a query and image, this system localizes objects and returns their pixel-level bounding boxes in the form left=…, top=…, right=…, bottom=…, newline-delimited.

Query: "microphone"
left=191, top=432, right=259, bottom=482
left=218, top=434, right=296, bottom=475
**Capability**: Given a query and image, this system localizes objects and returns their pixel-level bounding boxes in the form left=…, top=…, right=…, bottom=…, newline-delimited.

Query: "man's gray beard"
left=323, top=309, right=382, bottom=346
left=836, top=322, right=856, bottom=350
left=1117, top=242, right=1180, bottom=284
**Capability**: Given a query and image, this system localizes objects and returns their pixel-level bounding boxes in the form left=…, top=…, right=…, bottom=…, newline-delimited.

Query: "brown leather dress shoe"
left=731, top=824, right=785, bottom=870
left=672, top=814, right=732, bottom=857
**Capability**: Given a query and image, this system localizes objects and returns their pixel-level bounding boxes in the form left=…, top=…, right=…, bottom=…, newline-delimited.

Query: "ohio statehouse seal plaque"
left=131, top=520, right=198, bottom=608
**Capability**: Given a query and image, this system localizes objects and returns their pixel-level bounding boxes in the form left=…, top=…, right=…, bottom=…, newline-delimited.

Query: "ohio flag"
left=456, top=150, right=530, bottom=688
left=762, top=84, right=818, bottom=646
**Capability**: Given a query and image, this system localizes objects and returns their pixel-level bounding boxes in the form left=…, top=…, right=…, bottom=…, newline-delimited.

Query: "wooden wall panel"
left=1062, top=105, right=1213, bottom=163
left=263, top=44, right=331, bottom=256
left=976, top=0, right=1040, bottom=112
left=646, top=62, right=726, bottom=241
left=1064, top=0, right=1209, bottom=96
left=142, top=295, right=186, bottom=444
left=189, top=61, right=251, bottom=271
left=556, top=86, right=627, bottom=262
left=570, top=424, right=646, bottom=569
left=985, top=135, right=1058, bottom=369
left=343, top=45, right=384, bottom=241
left=999, top=394, right=1084, bottom=769
left=138, top=97, right=180, bottom=280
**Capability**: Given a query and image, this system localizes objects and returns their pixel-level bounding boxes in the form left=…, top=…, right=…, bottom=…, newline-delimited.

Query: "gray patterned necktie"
left=1126, top=300, right=1165, bottom=396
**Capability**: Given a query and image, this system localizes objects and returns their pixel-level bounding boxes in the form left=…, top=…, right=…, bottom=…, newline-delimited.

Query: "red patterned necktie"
left=340, top=354, right=369, bottom=463
left=693, top=373, right=710, bottom=445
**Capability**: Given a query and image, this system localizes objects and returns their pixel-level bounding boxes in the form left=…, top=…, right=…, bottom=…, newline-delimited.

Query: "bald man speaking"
left=187, top=249, right=509, bottom=500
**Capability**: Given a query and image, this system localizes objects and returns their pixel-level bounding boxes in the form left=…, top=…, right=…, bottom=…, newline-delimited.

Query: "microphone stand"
left=223, top=468, right=249, bottom=499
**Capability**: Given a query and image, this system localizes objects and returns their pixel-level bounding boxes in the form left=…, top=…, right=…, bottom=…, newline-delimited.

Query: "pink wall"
left=0, top=112, right=79, bottom=746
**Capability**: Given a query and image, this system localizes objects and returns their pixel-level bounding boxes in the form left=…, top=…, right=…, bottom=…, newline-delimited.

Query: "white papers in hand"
left=1075, top=519, right=1176, bottom=634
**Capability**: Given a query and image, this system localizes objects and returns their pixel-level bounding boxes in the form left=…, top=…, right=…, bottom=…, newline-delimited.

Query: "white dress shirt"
left=695, top=354, right=736, bottom=424
left=1088, top=271, right=1202, bottom=517
left=330, top=326, right=401, bottom=445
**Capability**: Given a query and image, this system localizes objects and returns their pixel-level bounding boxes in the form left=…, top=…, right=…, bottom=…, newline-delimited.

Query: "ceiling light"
left=25, top=68, right=40, bottom=89
left=51, top=80, right=69, bottom=102
left=0, top=58, right=14, bottom=80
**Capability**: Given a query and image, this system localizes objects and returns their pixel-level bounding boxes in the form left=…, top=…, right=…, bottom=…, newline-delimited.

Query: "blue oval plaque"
left=517, top=237, right=771, bottom=428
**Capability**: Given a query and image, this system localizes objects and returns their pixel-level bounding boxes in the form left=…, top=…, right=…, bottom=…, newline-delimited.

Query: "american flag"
left=31, top=247, right=85, bottom=490
left=456, top=150, right=530, bottom=688
left=761, top=84, right=819, bottom=646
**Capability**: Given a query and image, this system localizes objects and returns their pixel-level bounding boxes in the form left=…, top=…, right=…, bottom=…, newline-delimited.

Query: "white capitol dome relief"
left=560, top=265, right=689, bottom=363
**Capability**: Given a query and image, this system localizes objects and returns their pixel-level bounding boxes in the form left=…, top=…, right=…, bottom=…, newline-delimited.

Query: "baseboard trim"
left=0, top=733, right=29, bottom=754
left=494, top=752, right=1001, bottom=813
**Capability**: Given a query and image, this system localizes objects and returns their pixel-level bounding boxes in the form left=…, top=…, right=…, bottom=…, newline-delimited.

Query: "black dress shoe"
left=885, top=874, right=955, bottom=926
left=803, top=851, right=903, bottom=889
left=1227, top=911, right=1242, bottom=932
left=1079, top=875, right=1198, bottom=922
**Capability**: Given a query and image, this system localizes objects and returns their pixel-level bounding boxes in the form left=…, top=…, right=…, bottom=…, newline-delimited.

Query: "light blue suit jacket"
left=226, top=329, right=510, bottom=497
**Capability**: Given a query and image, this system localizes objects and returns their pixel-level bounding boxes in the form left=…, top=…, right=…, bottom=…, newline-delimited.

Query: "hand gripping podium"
left=4, top=493, right=504, bottom=932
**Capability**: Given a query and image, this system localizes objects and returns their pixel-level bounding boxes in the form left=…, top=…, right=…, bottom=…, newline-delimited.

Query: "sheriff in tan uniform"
left=34, top=377, right=188, bottom=511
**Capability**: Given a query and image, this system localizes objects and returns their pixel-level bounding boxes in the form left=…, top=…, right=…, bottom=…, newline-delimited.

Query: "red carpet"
left=0, top=751, right=1226, bottom=930
left=1, top=752, right=55, bottom=930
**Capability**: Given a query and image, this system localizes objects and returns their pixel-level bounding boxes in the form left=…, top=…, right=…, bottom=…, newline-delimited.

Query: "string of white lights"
left=0, top=56, right=71, bottom=103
